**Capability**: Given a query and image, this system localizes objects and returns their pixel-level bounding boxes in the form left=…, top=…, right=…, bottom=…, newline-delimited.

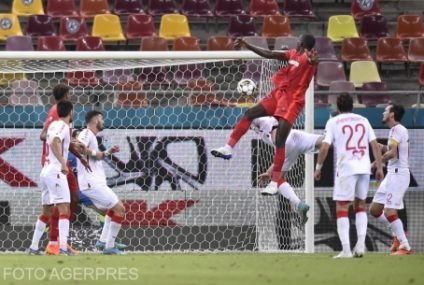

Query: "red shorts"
left=259, top=89, right=304, bottom=125
left=66, top=162, right=78, bottom=193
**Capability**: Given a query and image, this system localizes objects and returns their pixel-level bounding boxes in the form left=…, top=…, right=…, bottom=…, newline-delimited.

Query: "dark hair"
left=57, top=100, right=73, bottom=118
left=300, top=34, right=315, bottom=51
left=85, top=110, right=103, bottom=124
left=72, top=128, right=82, bottom=139
left=53, top=84, right=70, bottom=102
left=389, top=104, right=405, bottom=122
left=337, top=93, right=354, bottom=113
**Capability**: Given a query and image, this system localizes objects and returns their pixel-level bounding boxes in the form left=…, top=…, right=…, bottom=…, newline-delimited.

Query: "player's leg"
left=370, top=175, right=399, bottom=252
left=56, top=202, right=71, bottom=255
left=333, top=175, right=356, bottom=258
left=385, top=171, right=411, bottom=255
left=45, top=206, right=59, bottom=255
left=211, top=91, right=277, bottom=159
left=104, top=201, right=126, bottom=254
left=276, top=181, right=310, bottom=225
left=352, top=174, right=370, bottom=257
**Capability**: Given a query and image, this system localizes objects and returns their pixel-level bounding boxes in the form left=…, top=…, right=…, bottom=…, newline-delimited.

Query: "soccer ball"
left=237, top=79, right=257, bottom=96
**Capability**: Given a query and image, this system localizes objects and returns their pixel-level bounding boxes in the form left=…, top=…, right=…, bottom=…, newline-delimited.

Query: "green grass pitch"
left=0, top=253, right=422, bottom=285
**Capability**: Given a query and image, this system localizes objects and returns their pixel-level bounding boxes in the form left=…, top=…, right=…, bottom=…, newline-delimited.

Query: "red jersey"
left=271, top=49, right=311, bottom=91
left=41, top=104, right=59, bottom=166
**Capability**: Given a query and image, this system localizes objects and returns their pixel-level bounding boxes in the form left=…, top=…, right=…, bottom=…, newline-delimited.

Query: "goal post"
left=0, top=51, right=315, bottom=253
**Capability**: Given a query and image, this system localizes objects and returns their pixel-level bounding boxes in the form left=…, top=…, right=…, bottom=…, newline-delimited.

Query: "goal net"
left=0, top=51, right=313, bottom=253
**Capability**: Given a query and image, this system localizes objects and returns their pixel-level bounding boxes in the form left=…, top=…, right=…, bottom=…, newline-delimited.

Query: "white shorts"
left=333, top=174, right=370, bottom=201
left=80, top=184, right=119, bottom=210
left=40, top=166, right=70, bottom=205
left=373, top=169, right=410, bottom=209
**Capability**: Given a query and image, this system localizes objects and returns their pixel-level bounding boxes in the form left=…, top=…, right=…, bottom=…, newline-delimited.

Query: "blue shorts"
left=79, top=191, right=94, bottom=207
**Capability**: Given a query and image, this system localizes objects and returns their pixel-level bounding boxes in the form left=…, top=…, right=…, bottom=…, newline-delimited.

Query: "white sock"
left=337, top=217, right=351, bottom=253
left=376, top=213, right=391, bottom=229
left=58, top=217, right=70, bottom=251
left=106, top=220, right=122, bottom=249
left=224, top=144, right=233, bottom=151
left=389, top=218, right=409, bottom=247
left=99, top=215, right=112, bottom=243
left=278, top=182, right=300, bottom=209
left=30, top=218, right=47, bottom=250
left=355, top=212, right=367, bottom=249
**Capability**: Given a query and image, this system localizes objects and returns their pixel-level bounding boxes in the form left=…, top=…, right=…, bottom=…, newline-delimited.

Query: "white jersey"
left=387, top=124, right=409, bottom=170
left=323, top=113, right=376, bottom=177
left=251, top=117, right=321, bottom=171
left=77, top=129, right=107, bottom=189
left=44, top=120, right=71, bottom=168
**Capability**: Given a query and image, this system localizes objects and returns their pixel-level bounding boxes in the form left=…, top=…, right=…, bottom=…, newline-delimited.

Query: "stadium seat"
left=102, top=69, right=136, bottom=84
left=80, top=0, right=110, bottom=18
left=361, top=82, right=391, bottom=107
left=92, top=14, right=126, bottom=41
left=10, top=80, right=42, bottom=106
left=316, top=61, right=346, bottom=89
left=76, top=36, right=105, bottom=51
left=114, top=87, right=146, bottom=108
left=243, top=36, right=268, bottom=49
left=139, top=36, right=169, bottom=84
left=328, top=81, right=355, bottom=105
left=47, top=0, right=79, bottom=18
left=140, top=36, right=168, bottom=51
left=159, top=14, right=191, bottom=40
left=283, top=0, right=316, bottom=19
left=59, top=16, right=89, bottom=42
left=351, top=0, right=381, bottom=20
left=37, top=36, right=66, bottom=51
left=114, top=0, right=144, bottom=15
left=173, top=36, right=203, bottom=85
left=315, top=37, right=338, bottom=61
left=125, top=14, right=156, bottom=40
left=26, top=15, right=56, bottom=38
left=360, top=14, right=389, bottom=41
left=376, top=37, right=408, bottom=64
left=147, top=0, right=178, bottom=16
left=327, top=15, right=359, bottom=43
left=0, top=14, right=23, bottom=41
left=12, top=0, right=44, bottom=16
left=408, top=37, right=424, bottom=62
left=395, top=15, right=424, bottom=40
left=261, top=15, right=292, bottom=38
left=274, top=36, right=298, bottom=50
left=181, top=0, right=214, bottom=17
left=227, top=15, right=256, bottom=38
left=207, top=36, right=234, bottom=50
left=341, top=37, right=372, bottom=63
left=249, top=0, right=280, bottom=17
left=215, top=0, right=246, bottom=17
left=188, top=79, right=216, bottom=106
left=349, top=60, right=381, bottom=88
left=5, top=35, right=34, bottom=51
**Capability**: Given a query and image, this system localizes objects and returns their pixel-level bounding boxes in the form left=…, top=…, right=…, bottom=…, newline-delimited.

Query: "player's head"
left=85, top=110, right=104, bottom=131
left=383, top=104, right=405, bottom=124
left=336, top=93, right=353, bottom=113
left=298, top=34, right=315, bottom=51
left=57, top=100, right=73, bottom=122
left=72, top=128, right=82, bottom=139
left=53, top=84, right=70, bottom=102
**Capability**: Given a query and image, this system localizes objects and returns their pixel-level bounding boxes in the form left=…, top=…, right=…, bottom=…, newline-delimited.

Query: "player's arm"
left=69, top=140, right=92, bottom=172
left=50, top=137, right=68, bottom=175
left=314, top=136, right=324, bottom=150
left=382, top=139, right=399, bottom=163
left=370, top=140, right=384, bottom=181
left=236, top=38, right=288, bottom=61
left=79, top=135, right=120, bottom=160
left=39, top=123, right=48, bottom=141
left=314, top=142, right=330, bottom=181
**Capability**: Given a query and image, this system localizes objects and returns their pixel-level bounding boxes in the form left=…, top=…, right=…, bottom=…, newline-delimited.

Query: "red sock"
left=70, top=202, right=77, bottom=222
left=227, top=118, right=252, bottom=148
left=271, top=147, right=286, bottom=182
left=49, top=207, right=59, bottom=242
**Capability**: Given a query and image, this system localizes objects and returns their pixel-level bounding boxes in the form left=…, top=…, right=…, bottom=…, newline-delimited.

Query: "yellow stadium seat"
left=0, top=74, right=28, bottom=86
left=92, top=14, right=125, bottom=41
left=349, top=61, right=381, bottom=88
left=327, top=15, right=359, bottom=43
left=12, top=0, right=44, bottom=16
left=0, top=14, right=23, bottom=40
left=159, top=14, right=191, bottom=40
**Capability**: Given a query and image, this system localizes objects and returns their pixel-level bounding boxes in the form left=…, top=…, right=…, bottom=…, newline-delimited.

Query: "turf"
left=0, top=253, right=422, bottom=285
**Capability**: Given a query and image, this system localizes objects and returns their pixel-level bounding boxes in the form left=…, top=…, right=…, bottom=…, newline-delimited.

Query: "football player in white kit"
left=250, top=116, right=323, bottom=224
left=77, top=111, right=126, bottom=255
left=369, top=104, right=412, bottom=255
left=314, top=93, right=384, bottom=258
left=28, top=101, right=74, bottom=255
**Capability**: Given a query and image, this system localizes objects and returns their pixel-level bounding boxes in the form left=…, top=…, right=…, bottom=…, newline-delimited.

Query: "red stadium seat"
left=125, top=14, right=156, bottom=40
left=207, top=36, right=234, bottom=50
left=26, top=15, right=56, bottom=38
left=47, top=0, right=79, bottom=18
left=283, top=0, right=316, bottom=19
left=139, top=36, right=170, bottom=85
left=395, top=15, right=424, bottom=40
left=341, top=37, right=372, bottom=63
left=80, top=0, right=110, bottom=18
left=181, top=0, right=214, bottom=17
left=215, top=0, right=246, bottom=17
left=76, top=36, right=105, bottom=51
left=262, top=15, right=292, bottom=38
left=376, top=37, right=408, bottom=64
left=249, top=0, right=280, bottom=17
left=408, top=37, right=424, bottom=62
left=227, top=15, right=256, bottom=38
left=351, top=0, right=381, bottom=20
left=37, top=36, right=66, bottom=51
left=114, top=0, right=144, bottom=15
left=59, top=16, right=89, bottom=42
left=147, top=0, right=178, bottom=16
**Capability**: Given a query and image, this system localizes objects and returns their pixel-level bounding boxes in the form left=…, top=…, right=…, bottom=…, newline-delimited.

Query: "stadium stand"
left=47, top=0, right=79, bottom=18
left=261, top=15, right=292, bottom=37
left=359, top=14, right=389, bottom=40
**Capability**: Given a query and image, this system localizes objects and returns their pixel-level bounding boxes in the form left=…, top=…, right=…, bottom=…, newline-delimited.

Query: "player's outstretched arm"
left=236, top=38, right=288, bottom=61
left=69, top=141, right=92, bottom=172
left=314, top=142, right=330, bottom=181
left=370, top=140, right=384, bottom=181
